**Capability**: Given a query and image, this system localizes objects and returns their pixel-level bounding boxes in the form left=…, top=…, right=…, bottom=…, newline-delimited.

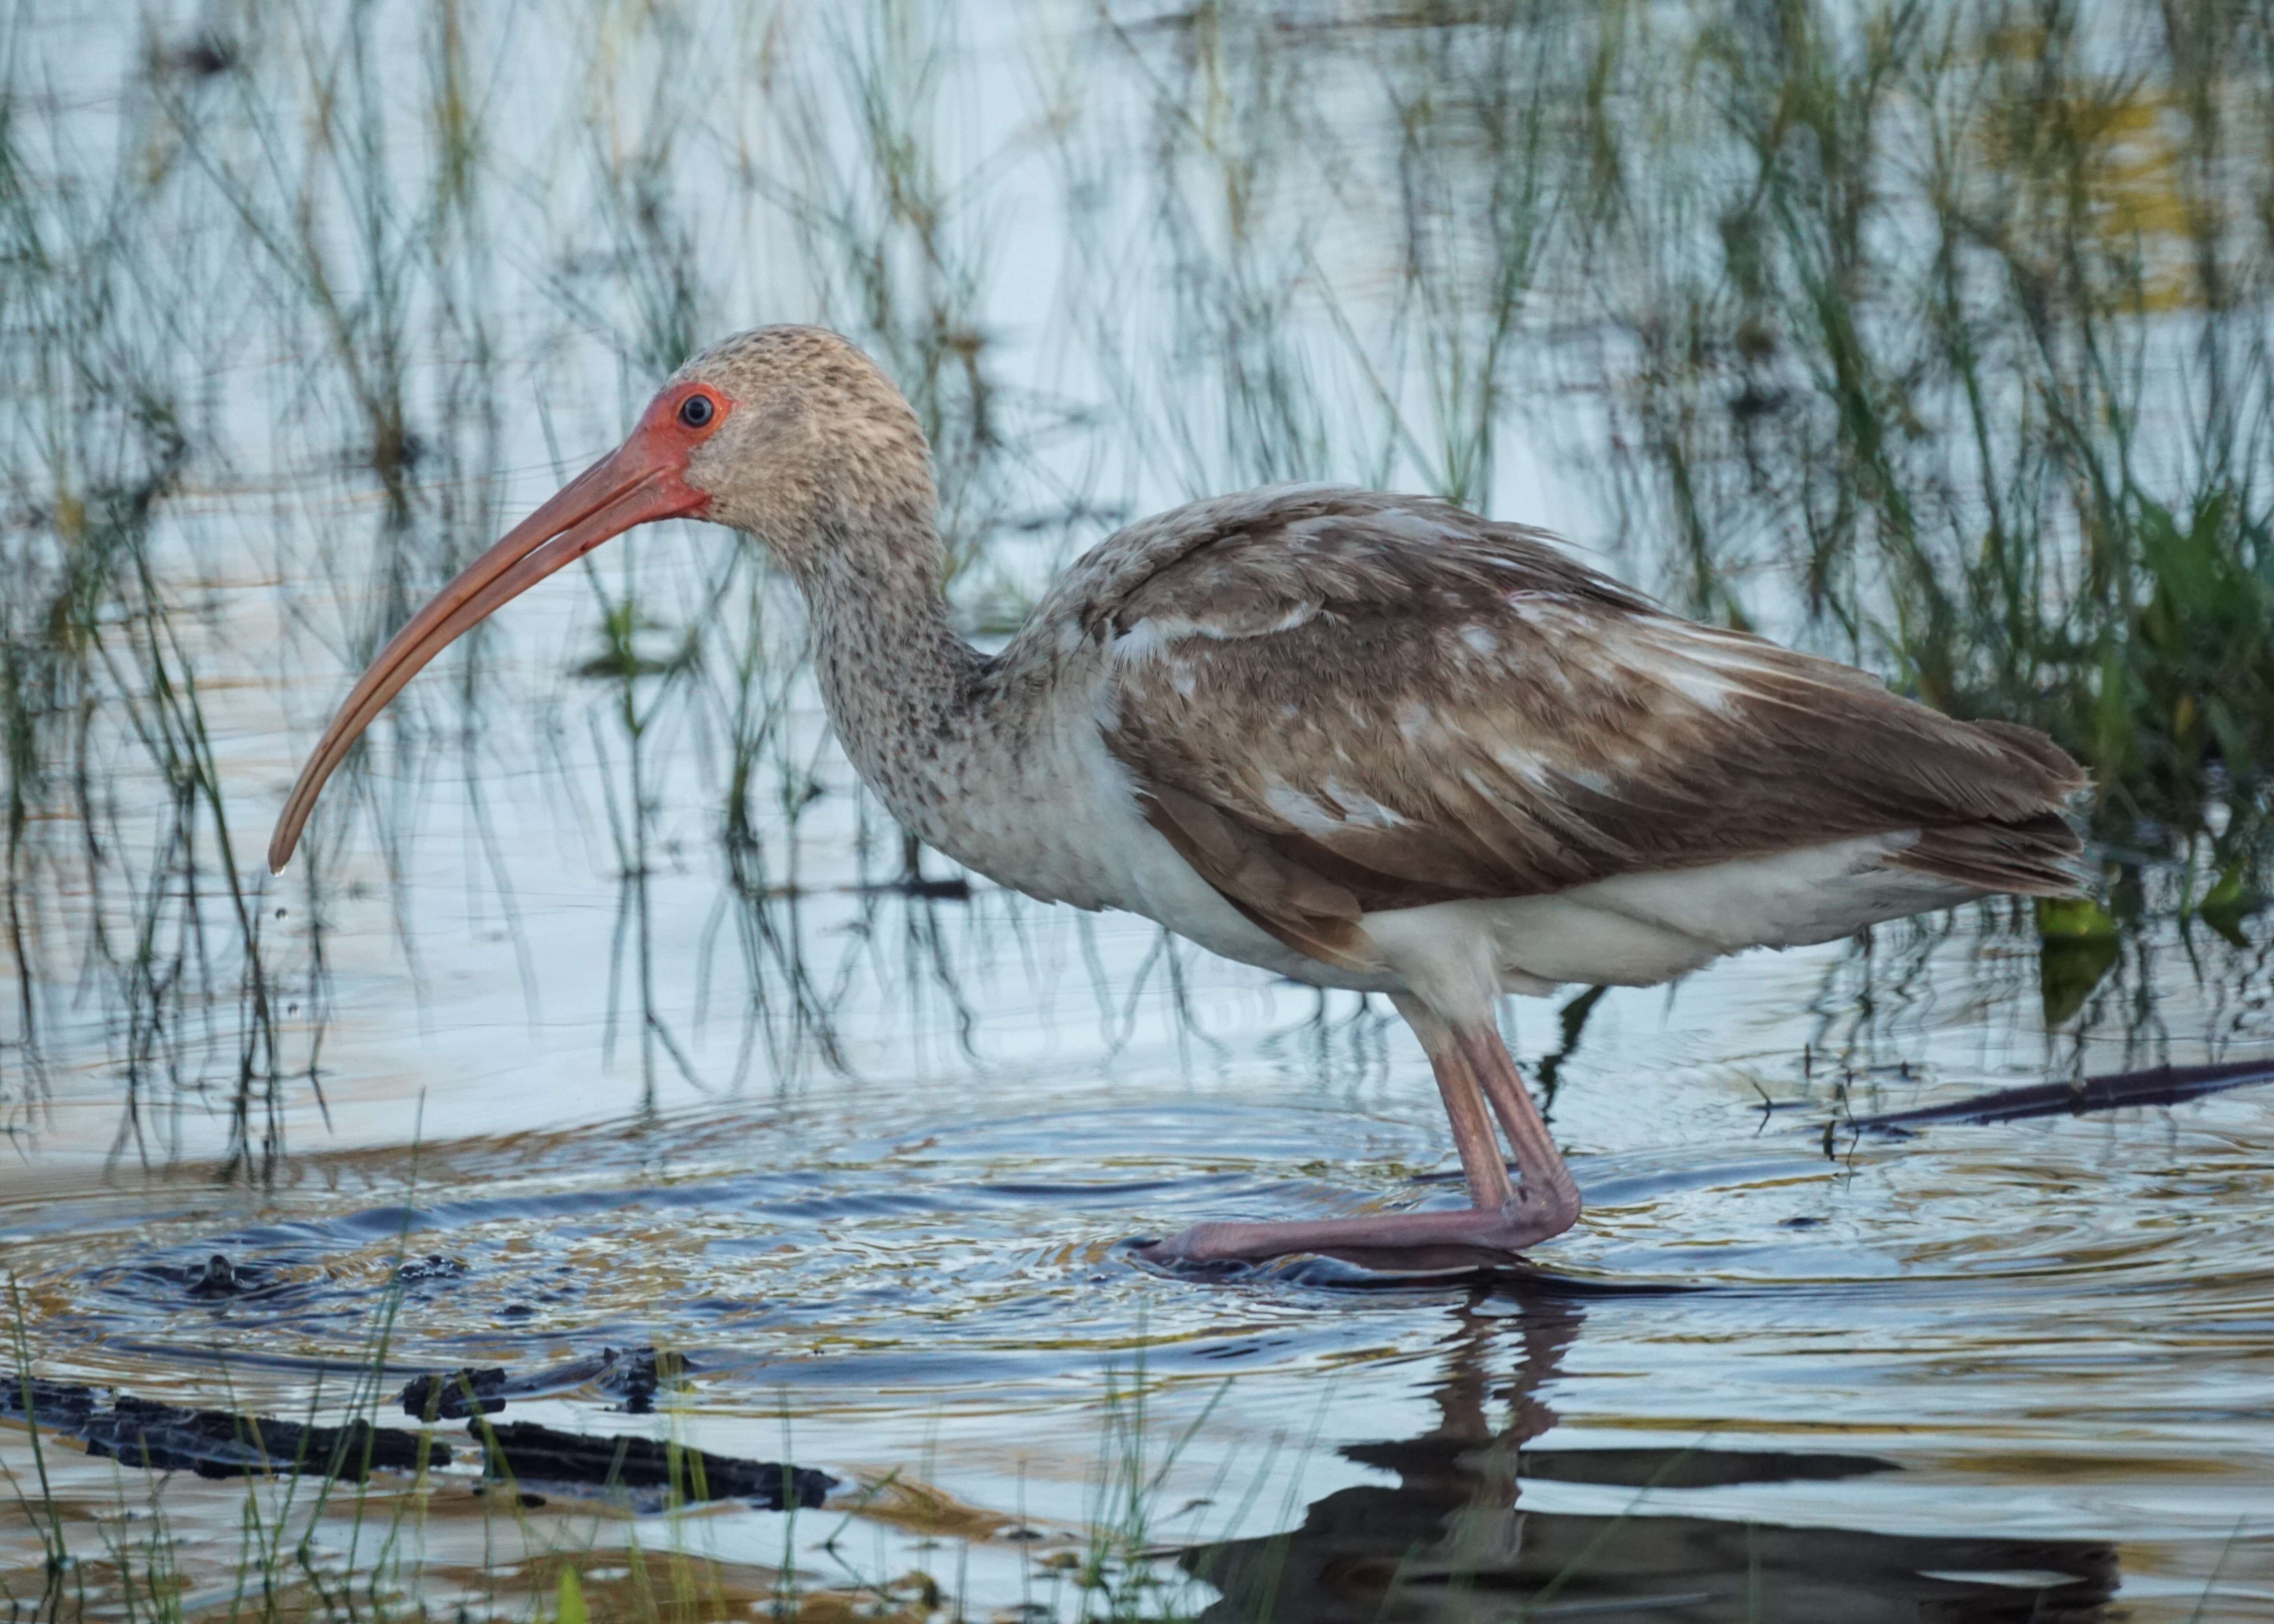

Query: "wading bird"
left=270, top=327, right=2086, bottom=1272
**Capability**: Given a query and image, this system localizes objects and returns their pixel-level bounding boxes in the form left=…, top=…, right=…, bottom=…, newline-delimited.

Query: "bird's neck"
left=791, top=503, right=989, bottom=833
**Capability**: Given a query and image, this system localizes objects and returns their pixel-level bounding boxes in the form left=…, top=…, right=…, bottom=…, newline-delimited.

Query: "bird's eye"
left=678, top=393, right=715, bottom=429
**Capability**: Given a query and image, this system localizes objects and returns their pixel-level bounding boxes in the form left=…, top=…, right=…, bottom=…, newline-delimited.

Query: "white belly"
left=1363, top=834, right=1971, bottom=1022
left=914, top=686, right=1374, bottom=987
left=914, top=695, right=1972, bottom=1017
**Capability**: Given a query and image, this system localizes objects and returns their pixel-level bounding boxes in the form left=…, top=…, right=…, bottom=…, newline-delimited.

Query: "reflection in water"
left=1189, top=1300, right=2116, bottom=1624
left=5, top=917, right=2272, bottom=1617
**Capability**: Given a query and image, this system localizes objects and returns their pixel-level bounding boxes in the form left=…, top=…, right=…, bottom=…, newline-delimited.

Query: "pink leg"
left=1463, top=1025, right=1580, bottom=1222
left=1133, top=1011, right=1582, bottom=1272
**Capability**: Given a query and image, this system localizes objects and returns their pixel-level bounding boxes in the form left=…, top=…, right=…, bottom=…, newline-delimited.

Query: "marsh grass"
left=1570, top=0, right=2274, bottom=864
left=0, top=34, right=297, bottom=1168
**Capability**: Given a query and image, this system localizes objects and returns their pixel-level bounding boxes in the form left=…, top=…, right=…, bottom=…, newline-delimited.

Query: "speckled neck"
left=790, top=500, right=991, bottom=846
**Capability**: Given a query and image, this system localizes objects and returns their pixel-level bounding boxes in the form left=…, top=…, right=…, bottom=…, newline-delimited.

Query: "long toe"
left=1127, top=1220, right=1270, bottom=1266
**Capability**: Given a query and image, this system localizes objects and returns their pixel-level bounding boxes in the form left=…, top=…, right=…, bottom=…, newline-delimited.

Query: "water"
left=5, top=0, right=2274, bottom=1618
left=10, top=883, right=2274, bottom=1616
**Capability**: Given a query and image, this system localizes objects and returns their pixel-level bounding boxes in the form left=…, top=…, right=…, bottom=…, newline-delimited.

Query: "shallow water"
left=9, top=872, right=2274, bottom=1618
left=5, top=0, right=2274, bottom=1618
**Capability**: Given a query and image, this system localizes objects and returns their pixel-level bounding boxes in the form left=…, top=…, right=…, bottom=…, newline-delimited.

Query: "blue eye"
left=678, top=393, right=715, bottom=428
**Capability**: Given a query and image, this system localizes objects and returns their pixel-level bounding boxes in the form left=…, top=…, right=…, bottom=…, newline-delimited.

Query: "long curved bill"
left=268, top=423, right=706, bottom=872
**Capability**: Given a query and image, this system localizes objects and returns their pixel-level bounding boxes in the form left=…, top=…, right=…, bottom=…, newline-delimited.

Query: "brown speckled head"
left=672, top=326, right=939, bottom=585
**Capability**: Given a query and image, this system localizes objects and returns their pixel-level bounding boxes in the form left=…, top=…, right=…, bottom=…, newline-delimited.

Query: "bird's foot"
left=1130, top=1187, right=1579, bottom=1275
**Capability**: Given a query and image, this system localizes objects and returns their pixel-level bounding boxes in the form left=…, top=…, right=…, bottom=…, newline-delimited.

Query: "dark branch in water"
left=400, top=1343, right=687, bottom=1419
left=0, top=1378, right=446, bottom=1482
left=469, top=1419, right=832, bottom=1511
left=1846, top=1058, right=2274, bottom=1134
left=2, top=1369, right=833, bottom=1512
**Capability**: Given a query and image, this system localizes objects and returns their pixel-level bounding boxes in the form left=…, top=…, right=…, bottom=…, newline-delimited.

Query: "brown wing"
left=1087, top=491, right=2086, bottom=971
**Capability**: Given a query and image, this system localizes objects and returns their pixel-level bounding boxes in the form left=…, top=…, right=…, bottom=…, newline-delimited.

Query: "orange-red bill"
left=267, top=415, right=709, bottom=873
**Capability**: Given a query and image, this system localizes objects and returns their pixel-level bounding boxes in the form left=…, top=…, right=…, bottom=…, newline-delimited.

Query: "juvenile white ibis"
left=270, top=326, right=2086, bottom=1272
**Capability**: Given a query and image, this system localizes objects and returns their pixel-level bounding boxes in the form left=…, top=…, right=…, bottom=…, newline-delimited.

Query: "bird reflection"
left=1184, top=1296, right=2117, bottom=1623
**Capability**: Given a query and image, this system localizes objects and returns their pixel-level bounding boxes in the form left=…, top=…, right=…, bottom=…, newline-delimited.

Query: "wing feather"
left=1077, top=489, right=2085, bottom=963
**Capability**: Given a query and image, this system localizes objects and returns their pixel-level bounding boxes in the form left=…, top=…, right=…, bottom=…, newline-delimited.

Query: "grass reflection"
left=0, top=0, right=2267, bottom=1164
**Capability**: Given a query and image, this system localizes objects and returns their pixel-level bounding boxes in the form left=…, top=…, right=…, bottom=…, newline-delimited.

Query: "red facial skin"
left=268, top=383, right=735, bottom=871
